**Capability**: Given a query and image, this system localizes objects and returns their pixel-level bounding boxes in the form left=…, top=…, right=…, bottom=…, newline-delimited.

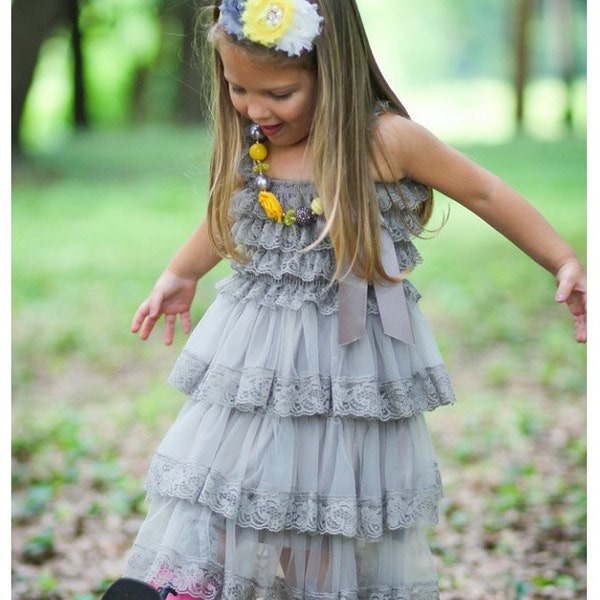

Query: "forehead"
left=219, top=39, right=315, bottom=86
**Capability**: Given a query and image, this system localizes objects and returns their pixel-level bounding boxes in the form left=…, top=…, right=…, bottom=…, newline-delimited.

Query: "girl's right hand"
left=554, top=257, right=587, bottom=344
left=131, top=270, right=199, bottom=345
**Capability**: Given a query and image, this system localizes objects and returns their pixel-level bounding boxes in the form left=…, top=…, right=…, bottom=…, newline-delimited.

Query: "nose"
left=246, top=100, right=272, bottom=122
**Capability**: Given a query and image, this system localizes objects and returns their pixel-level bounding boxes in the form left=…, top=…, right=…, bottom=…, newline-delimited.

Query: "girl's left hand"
left=554, top=257, right=587, bottom=343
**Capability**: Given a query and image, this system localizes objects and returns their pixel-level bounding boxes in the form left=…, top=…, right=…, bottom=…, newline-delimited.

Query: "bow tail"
left=337, top=226, right=415, bottom=346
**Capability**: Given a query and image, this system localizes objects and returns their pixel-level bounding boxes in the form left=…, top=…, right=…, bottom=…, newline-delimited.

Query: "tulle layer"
left=144, top=402, right=442, bottom=538
left=125, top=499, right=439, bottom=600
left=168, top=296, right=455, bottom=419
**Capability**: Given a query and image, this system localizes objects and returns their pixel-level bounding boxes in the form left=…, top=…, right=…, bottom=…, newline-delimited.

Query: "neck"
left=267, top=139, right=313, bottom=181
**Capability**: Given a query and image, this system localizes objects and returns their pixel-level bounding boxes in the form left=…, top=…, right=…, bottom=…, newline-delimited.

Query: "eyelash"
left=229, top=86, right=292, bottom=101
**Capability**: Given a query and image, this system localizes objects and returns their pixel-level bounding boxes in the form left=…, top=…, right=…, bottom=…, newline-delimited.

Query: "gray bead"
left=249, top=123, right=265, bottom=142
left=254, top=174, right=272, bottom=191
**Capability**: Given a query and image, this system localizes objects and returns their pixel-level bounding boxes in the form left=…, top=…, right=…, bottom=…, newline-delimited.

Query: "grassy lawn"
left=12, top=124, right=586, bottom=600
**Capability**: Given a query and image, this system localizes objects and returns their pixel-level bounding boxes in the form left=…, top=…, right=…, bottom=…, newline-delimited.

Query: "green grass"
left=11, top=124, right=587, bottom=599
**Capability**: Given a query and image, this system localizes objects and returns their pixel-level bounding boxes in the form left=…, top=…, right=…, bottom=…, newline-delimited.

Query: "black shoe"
left=101, top=577, right=178, bottom=600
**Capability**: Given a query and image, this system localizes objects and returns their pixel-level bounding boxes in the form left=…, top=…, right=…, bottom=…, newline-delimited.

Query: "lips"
left=259, top=124, right=284, bottom=137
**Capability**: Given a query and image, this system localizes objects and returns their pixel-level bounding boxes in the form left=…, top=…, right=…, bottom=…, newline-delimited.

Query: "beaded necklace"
left=248, top=123, right=323, bottom=226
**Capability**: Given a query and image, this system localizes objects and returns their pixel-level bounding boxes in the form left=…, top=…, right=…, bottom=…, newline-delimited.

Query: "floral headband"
left=218, top=0, right=323, bottom=57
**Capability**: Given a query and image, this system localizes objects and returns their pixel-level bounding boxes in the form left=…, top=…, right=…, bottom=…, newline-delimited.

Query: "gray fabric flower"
left=219, top=0, right=246, bottom=38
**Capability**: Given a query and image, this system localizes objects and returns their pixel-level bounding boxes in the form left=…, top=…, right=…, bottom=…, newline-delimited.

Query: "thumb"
left=147, top=288, right=165, bottom=317
left=555, top=275, right=578, bottom=304
left=555, top=286, right=570, bottom=304
left=555, top=280, right=585, bottom=306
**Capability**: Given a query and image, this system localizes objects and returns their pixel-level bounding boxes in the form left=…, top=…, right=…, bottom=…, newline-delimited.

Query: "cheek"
left=282, top=100, right=307, bottom=124
left=229, top=93, right=246, bottom=116
left=295, top=92, right=315, bottom=117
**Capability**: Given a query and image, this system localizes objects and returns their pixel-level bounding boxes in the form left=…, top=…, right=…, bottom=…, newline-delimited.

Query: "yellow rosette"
left=242, top=0, right=295, bottom=47
left=258, top=191, right=284, bottom=223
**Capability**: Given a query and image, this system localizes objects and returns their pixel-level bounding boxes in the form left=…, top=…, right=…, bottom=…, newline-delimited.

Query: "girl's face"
left=219, top=41, right=317, bottom=148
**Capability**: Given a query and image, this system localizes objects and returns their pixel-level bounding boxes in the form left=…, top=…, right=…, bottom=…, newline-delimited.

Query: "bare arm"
left=381, top=116, right=587, bottom=342
left=164, top=218, right=223, bottom=281
left=131, top=218, right=224, bottom=345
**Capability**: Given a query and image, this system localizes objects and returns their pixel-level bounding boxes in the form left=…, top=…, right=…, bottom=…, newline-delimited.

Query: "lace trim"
left=145, top=455, right=441, bottom=538
left=272, top=579, right=440, bottom=600
left=126, top=547, right=440, bottom=600
left=126, top=548, right=226, bottom=600
left=226, top=239, right=422, bottom=282
left=168, top=357, right=454, bottom=419
left=230, top=185, right=425, bottom=252
left=215, top=275, right=422, bottom=316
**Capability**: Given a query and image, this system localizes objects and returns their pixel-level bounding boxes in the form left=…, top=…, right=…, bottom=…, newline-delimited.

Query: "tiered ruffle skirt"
left=124, top=295, right=455, bottom=600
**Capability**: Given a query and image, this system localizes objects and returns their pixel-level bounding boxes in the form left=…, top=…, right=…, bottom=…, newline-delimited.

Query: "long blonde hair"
left=200, top=0, right=434, bottom=283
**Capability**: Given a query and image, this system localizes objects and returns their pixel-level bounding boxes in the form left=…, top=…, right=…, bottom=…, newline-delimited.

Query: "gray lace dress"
left=124, top=164, right=456, bottom=600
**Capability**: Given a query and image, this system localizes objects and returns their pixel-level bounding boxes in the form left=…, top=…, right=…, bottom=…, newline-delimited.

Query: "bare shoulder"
left=372, top=112, right=425, bottom=182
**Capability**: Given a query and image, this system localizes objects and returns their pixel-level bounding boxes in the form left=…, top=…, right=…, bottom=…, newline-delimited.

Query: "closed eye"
left=228, top=82, right=294, bottom=100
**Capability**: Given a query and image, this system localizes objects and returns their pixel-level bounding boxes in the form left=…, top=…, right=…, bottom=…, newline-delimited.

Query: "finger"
left=147, top=289, right=165, bottom=319
left=164, top=313, right=177, bottom=346
left=131, top=301, right=150, bottom=333
left=180, top=310, right=192, bottom=334
left=574, top=314, right=587, bottom=343
left=135, top=290, right=165, bottom=339
left=561, top=291, right=586, bottom=343
left=139, top=314, right=159, bottom=340
left=565, top=291, right=586, bottom=318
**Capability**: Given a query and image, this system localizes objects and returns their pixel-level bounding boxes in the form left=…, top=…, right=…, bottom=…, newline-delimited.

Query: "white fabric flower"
left=272, top=0, right=323, bottom=56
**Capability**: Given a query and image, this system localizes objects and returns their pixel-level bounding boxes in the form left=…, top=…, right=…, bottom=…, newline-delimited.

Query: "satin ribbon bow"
left=337, top=226, right=415, bottom=346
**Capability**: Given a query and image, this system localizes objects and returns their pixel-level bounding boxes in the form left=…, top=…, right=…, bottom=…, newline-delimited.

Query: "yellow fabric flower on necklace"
left=242, top=0, right=295, bottom=48
left=258, top=191, right=285, bottom=223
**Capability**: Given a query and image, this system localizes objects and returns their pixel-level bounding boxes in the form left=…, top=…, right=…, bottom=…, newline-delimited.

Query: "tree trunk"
left=68, top=0, right=88, bottom=129
left=548, top=0, right=575, bottom=130
left=11, top=0, right=69, bottom=153
left=514, top=0, right=535, bottom=129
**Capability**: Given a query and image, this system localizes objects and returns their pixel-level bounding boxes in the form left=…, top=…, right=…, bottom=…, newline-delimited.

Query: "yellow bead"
left=249, top=142, right=268, bottom=161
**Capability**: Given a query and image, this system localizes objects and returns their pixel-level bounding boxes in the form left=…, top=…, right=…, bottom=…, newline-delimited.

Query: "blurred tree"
left=547, top=0, right=577, bottom=129
left=171, top=0, right=212, bottom=123
left=12, top=0, right=211, bottom=154
left=13, top=0, right=585, bottom=152
left=513, top=0, right=582, bottom=131
left=514, top=0, right=534, bottom=129
left=12, top=0, right=74, bottom=152
left=68, top=0, right=88, bottom=129
left=131, top=0, right=212, bottom=123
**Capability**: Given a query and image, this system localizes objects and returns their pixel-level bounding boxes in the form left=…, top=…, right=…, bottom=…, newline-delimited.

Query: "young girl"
left=116, top=1, right=587, bottom=599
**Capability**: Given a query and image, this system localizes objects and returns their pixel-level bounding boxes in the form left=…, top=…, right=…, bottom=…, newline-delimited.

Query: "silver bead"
left=249, top=123, right=265, bottom=142
left=254, top=174, right=272, bottom=191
